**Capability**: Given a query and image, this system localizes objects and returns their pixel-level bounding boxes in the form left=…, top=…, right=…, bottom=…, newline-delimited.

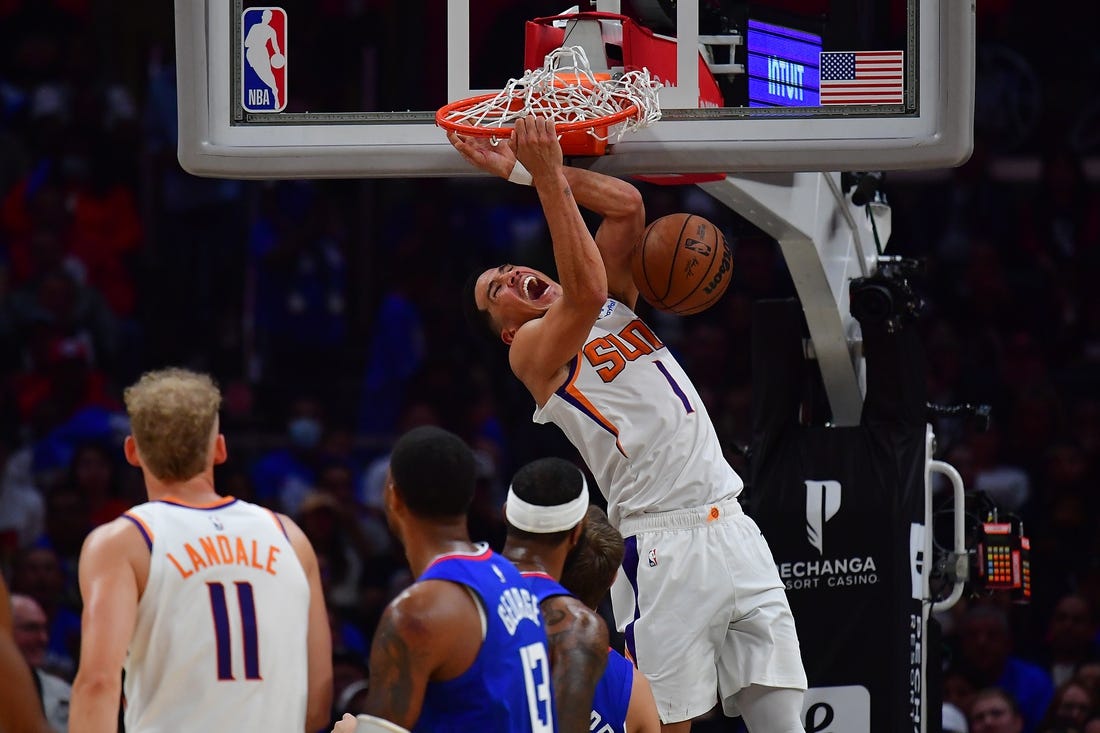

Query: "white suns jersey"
left=120, top=497, right=310, bottom=733
left=534, top=299, right=743, bottom=528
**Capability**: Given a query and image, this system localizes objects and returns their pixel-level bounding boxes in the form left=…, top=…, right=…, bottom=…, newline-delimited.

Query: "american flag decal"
left=819, top=50, right=903, bottom=105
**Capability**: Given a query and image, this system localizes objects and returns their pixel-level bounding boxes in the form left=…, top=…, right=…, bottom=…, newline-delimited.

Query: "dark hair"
left=560, top=506, right=624, bottom=610
left=505, top=457, right=587, bottom=544
left=390, top=426, right=476, bottom=518
left=511, top=457, right=585, bottom=506
left=970, top=687, right=1023, bottom=721
left=461, top=270, right=500, bottom=345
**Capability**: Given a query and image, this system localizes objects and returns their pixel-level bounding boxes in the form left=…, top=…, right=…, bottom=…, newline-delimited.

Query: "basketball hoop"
left=436, top=46, right=662, bottom=156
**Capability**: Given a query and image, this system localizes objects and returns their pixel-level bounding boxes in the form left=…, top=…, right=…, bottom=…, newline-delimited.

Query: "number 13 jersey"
left=121, top=497, right=310, bottom=733
left=533, top=299, right=743, bottom=527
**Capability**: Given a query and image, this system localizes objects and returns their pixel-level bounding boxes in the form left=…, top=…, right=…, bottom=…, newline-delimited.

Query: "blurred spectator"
left=296, top=490, right=367, bottom=615
left=945, top=664, right=982, bottom=719
left=1017, top=145, right=1100, bottom=268
left=317, top=460, right=389, bottom=557
left=0, top=442, right=45, bottom=555
left=327, top=608, right=370, bottom=664
left=945, top=701, right=971, bottom=733
left=1040, top=594, right=1100, bottom=687
left=66, top=440, right=130, bottom=527
left=3, top=270, right=121, bottom=439
left=957, top=426, right=1032, bottom=513
left=28, top=401, right=128, bottom=486
left=1039, top=680, right=1095, bottom=732
left=33, top=485, right=90, bottom=605
left=248, top=180, right=350, bottom=401
left=957, top=603, right=1055, bottom=733
left=11, top=593, right=70, bottom=730
left=357, top=245, right=425, bottom=437
left=358, top=400, right=440, bottom=511
left=970, top=687, right=1026, bottom=733
left=249, top=395, right=327, bottom=514
left=1078, top=660, right=1100, bottom=702
left=10, top=546, right=80, bottom=680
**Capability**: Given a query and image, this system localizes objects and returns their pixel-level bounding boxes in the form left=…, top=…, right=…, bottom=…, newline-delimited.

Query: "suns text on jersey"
left=166, top=534, right=281, bottom=579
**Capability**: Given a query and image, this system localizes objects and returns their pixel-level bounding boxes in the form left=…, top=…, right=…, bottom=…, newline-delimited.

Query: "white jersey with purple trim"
left=121, top=496, right=310, bottom=733
left=533, top=298, right=743, bottom=528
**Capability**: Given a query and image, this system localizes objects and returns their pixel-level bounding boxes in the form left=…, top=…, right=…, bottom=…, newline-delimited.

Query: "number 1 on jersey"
left=654, top=360, right=694, bottom=414
left=207, top=581, right=261, bottom=680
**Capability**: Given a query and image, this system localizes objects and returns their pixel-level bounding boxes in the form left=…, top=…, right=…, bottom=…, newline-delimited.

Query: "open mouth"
left=522, top=275, right=550, bottom=301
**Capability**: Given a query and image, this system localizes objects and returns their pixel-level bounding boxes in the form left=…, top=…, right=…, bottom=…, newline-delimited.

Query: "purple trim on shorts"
left=622, top=535, right=642, bottom=661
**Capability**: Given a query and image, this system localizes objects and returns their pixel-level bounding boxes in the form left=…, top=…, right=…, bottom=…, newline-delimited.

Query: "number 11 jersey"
left=121, top=496, right=310, bottom=733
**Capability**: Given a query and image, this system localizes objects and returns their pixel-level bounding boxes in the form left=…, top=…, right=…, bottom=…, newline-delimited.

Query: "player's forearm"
left=534, top=171, right=608, bottom=305
left=305, top=664, right=334, bottom=732
left=71, top=672, right=123, bottom=733
left=562, top=167, right=644, bottom=289
left=562, top=166, right=644, bottom=222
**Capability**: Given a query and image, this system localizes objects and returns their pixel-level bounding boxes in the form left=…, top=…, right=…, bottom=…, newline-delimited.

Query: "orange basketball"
left=631, top=213, right=732, bottom=315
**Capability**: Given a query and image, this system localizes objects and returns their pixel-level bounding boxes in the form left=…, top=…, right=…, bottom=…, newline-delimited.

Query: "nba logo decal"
left=648, top=548, right=658, bottom=567
left=242, top=7, right=287, bottom=112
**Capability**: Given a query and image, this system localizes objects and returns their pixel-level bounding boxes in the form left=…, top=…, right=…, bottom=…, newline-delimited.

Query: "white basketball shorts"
left=611, top=498, right=808, bottom=724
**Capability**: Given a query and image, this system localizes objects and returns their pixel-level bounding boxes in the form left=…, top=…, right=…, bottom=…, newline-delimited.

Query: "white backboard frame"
left=175, top=0, right=974, bottom=179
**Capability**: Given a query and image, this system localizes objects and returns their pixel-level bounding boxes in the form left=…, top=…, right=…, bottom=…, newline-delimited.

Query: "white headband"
left=505, top=474, right=589, bottom=534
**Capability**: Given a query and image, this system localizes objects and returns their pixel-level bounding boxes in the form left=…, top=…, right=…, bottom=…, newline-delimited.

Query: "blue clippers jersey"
left=522, top=572, right=631, bottom=733
left=591, top=650, right=633, bottom=733
left=414, top=546, right=556, bottom=733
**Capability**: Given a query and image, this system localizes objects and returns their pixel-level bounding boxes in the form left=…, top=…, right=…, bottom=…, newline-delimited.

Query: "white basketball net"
left=443, top=46, right=663, bottom=145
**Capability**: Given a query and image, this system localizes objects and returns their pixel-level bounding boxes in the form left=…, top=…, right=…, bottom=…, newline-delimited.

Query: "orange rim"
left=436, top=91, right=640, bottom=137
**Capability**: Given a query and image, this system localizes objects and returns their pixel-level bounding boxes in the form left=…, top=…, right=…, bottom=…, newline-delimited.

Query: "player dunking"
left=452, top=117, right=807, bottom=732
left=70, top=368, right=333, bottom=733
left=501, top=457, right=610, bottom=733
left=346, top=426, right=556, bottom=732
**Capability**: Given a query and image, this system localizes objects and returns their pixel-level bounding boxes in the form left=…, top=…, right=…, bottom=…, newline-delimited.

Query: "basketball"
left=631, top=213, right=732, bottom=315
left=270, top=53, right=285, bottom=69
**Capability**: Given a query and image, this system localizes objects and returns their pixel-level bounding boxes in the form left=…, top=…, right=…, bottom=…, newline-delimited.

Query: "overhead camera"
left=849, top=256, right=925, bottom=332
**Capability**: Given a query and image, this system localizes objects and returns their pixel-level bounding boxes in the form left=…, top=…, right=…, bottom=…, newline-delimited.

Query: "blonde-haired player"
left=71, top=368, right=333, bottom=733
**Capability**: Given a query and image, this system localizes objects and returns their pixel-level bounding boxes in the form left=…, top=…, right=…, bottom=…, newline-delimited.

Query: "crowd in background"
left=1, top=1, right=1100, bottom=732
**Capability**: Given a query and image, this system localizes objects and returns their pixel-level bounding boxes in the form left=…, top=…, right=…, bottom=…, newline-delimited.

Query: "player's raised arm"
left=71, top=519, right=145, bottom=733
left=560, top=166, right=644, bottom=309
left=447, top=126, right=643, bottom=312
left=507, top=116, right=610, bottom=398
left=281, top=514, right=334, bottom=733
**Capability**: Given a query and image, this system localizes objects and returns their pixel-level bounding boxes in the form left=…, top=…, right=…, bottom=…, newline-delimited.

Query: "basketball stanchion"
left=435, top=46, right=662, bottom=157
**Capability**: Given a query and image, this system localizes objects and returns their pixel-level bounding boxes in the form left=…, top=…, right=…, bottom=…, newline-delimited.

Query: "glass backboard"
left=174, top=0, right=974, bottom=179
